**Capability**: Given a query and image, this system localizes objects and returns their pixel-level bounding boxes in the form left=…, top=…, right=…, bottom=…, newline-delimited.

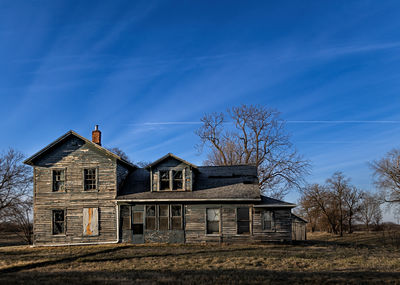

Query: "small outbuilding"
left=291, top=214, right=307, bottom=241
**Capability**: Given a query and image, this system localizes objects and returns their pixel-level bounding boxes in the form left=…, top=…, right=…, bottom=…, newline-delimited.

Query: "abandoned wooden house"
left=24, top=126, right=305, bottom=246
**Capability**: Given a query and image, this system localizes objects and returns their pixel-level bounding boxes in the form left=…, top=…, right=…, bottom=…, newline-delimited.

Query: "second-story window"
left=172, top=170, right=183, bottom=190
left=52, top=169, right=65, bottom=192
left=84, top=168, right=97, bottom=191
left=160, top=170, right=170, bottom=190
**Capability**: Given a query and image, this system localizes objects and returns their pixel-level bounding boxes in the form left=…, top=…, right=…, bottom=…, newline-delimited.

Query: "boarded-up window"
left=237, top=207, right=250, bottom=234
left=172, top=170, right=183, bottom=190
left=206, top=208, right=220, bottom=234
left=83, top=208, right=99, bottom=236
left=262, top=211, right=275, bottom=231
left=146, top=205, right=156, bottom=230
left=52, top=210, right=65, bottom=235
left=171, top=205, right=182, bottom=230
left=159, top=205, right=169, bottom=230
left=160, top=171, right=170, bottom=190
left=52, top=170, right=65, bottom=192
left=84, top=168, right=97, bottom=190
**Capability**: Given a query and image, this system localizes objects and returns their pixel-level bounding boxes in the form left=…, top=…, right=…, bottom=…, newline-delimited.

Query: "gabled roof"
left=145, top=153, right=198, bottom=169
left=292, top=214, right=308, bottom=223
left=23, top=130, right=137, bottom=169
left=253, top=195, right=296, bottom=208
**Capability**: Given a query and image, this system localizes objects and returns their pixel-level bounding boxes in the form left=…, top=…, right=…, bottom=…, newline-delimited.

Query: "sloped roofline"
left=23, top=130, right=137, bottom=169
left=253, top=195, right=297, bottom=208
left=292, top=213, right=308, bottom=223
left=145, top=153, right=198, bottom=169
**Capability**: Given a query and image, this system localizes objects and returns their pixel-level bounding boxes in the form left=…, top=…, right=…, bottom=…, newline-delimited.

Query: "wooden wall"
left=32, top=136, right=118, bottom=245
left=185, top=204, right=292, bottom=243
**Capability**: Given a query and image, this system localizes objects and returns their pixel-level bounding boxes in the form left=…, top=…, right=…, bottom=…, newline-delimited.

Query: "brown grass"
left=0, top=232, right=400, bottom=284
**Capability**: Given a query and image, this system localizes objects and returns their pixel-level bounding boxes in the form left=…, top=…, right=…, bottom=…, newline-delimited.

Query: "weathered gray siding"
left=32, top=136, right=118, bottom=245
left=185, top=204, right=292, bottom=243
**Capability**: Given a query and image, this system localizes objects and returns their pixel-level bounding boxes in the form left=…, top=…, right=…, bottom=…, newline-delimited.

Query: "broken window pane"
left=207, top=208, right=220, bottom=234
left=160, top=170, right=170, bottom=190
left=52, top=169, right=65, bottom=192
left=171, top=205, right=181, bottom=217
left=52, top=210, right=65, bottom=235
left=172, top=170, right=183, bottom=190
left=84, top=168, right=97, bottom=190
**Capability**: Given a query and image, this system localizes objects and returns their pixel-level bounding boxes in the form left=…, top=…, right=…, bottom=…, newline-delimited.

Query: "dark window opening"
left=206, top=208, right=220, bottom=234
left=172, top=170, right=183, bottom=190
left=171, top=205, right=182, bottom=230
left=84, top=168, right=97, bottom=190
left=52, top=210, right=65, bottom=235
left=160, top=170, right=170, bottom=190
left=145, top=205, right=156, bottom=230
left=52, top=170, right=65, bottom=192
left=237, top=207, right=250, bottom=234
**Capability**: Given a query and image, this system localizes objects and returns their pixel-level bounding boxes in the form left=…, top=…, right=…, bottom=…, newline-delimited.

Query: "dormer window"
left=172, top=170, right=183, bottom=190
left=147, top=153, right=195, bottom=192
left=160, top=170, right=170, bottom=190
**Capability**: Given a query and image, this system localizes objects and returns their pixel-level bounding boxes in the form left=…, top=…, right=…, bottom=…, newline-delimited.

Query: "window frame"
left=170, top=204, right=183, bottom=230
left=206, top=208, right=221, bottom=235
left=52, top=168, right=66, bottom=192
left=145, top=205, right=156, bottom=230
left=172, top=170, right=184, bottom=191
left=236, top=207, right=251, bottom=235
left=159, top=170, right=171, bottom=191
left=262, top=210, right=276, bottom=232
left=157, top=169, right=186, bottom=191
left=52, top=209, right=66, bottom=236
left=83, top=167, right=98, bottom=191
left=158, top=205, right=169, bottom=230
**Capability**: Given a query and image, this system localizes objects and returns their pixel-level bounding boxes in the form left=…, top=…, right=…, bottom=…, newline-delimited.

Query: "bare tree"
left=8, top=198, right=33, bottom=244
left=300, top=172, right=364, bottom=235
left=107, top=147, right=131, bottom=163
left=196, top=104, right=310, bottom=199
left=371, top=148, right=400, bottom=203
left=0, top=149, right=31, bottom=220
left=361, top=191, right=382, bottom=230
left=343, top=186, right=363, bottom=233
left=301, top=183, right=339, bottom=234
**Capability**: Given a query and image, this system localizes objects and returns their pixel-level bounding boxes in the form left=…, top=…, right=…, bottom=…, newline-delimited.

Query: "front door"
left=132, top=208, right=144, bottom=244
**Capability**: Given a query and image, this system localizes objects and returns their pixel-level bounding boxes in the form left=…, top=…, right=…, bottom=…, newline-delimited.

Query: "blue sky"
left=1, top=1, right=400, bottom=217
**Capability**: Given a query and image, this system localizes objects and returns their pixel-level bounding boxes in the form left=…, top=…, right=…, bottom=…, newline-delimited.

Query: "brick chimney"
left=92, top=125, right=101, bottom=146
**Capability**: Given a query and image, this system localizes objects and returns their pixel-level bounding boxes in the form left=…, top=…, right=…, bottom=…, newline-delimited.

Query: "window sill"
left=83, top=189, right=99, bottom=192
left=52, top=234, right=66, bottom=237
left=205, top=233, right=221, bottom=236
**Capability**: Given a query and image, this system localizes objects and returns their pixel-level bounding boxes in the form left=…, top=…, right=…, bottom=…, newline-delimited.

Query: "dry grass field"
left=1, top=231, right=400, bottom=284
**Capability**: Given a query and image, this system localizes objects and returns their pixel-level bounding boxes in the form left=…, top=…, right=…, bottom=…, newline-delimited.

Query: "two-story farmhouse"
left=24, top=126, right=298, bottom=246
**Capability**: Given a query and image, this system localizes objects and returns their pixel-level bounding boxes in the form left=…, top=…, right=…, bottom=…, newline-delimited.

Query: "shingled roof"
left=24, top=130, right=136, bottom=169
left=117, top=165, right=261, bottom=201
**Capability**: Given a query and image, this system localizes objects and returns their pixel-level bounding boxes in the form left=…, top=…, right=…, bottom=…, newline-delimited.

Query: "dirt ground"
left=0, top=231, right=400, bottom=284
